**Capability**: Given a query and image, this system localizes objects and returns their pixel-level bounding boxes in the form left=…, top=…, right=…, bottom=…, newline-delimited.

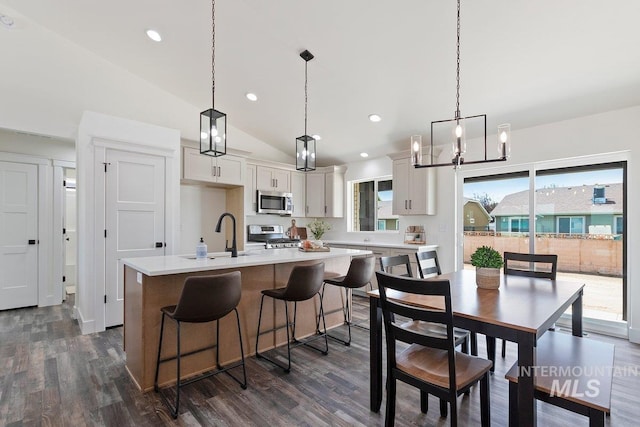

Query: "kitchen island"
left=121, top=247, right=371, bottom=391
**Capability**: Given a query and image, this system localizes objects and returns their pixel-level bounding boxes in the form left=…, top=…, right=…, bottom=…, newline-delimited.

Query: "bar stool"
left=154, top=271, right=247, bottom=419
left=321, top=256, right=375, bottom=345
left=255, top=263, right=328, bottom=373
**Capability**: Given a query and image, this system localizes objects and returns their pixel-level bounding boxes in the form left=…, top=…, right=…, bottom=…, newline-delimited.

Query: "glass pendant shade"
left=200, top=108, right=227, bottom=157
left=411, top=135, right=422, bottom=166
left=497, top=123, right=511, bottom=159
left=296, top=135, right=316, bottom=171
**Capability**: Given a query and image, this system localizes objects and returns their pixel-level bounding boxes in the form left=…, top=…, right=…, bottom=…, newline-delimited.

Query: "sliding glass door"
left=463, top=161, right=627, bottom=328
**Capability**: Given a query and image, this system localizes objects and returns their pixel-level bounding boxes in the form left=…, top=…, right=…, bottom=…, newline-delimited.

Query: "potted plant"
left=307, top=218, right=330, bottom=242
left=470, top=245, right=503, bottom=289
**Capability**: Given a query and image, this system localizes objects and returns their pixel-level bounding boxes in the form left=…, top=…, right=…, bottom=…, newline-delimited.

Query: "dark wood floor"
left=1, top=294, right=639, bottom=426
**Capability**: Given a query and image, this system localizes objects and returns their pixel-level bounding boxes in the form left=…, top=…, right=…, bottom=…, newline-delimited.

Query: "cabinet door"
left=272, top=169, right=290, bottom=192
left=216, top=155, right=245, bottom=185
left=245, top=164, right=257, bottom=215
left=256, top=166, right=274, bottom=191
left=183, top=147, right=215, bottom=182
left=408, top=166, right=436, bottom=215
left=305, top=173, right=325, bottom=217
left=291, top=171, right=306, bottom=217
left=392, top=158, right=410, bottom=215
left=324, top=172, right=344, bottom=218
left=368, top=247, right=391, bottom=290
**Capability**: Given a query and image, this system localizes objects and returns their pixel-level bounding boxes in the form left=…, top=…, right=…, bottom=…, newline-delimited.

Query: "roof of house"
left=491, top=183, right=623, bottom=216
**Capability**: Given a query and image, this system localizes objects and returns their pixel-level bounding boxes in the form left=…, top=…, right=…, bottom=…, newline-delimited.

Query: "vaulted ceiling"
left=1, top=0, right=639, bottom=166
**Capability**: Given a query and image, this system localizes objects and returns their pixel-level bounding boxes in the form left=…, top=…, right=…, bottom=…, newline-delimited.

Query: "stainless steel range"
left=247, top=225, right=302, bottom=249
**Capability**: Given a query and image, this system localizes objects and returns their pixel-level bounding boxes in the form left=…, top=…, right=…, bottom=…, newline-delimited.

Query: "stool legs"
left=256, top=293, right=328, bottom=373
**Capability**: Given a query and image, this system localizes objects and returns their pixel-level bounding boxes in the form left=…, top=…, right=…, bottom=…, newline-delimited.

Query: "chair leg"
left=154, top=313, right=166, bottom=392
left=486, top=336, right=496, bottom=372
left=385, top=376, right=396, bottom=427
left=420, top=391, right=428, bottom=414
left=255, top=294, right=290, bottom=372
left=219, top=309, right=247, bottom=389
left=480, top=372, right=491, bottom=427
left=508, top=381, right=517, bottom=427
left=461, top=337, right=469, bottom=355
left=439, top=398, right=448, bottom=417
left=449, top=392, right=457, bottom=427
left=471, top=332, right=478, bottom=356
left=501, top=338, right=506, bottom=358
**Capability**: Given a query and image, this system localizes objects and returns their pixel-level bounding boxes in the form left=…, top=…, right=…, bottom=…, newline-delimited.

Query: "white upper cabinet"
left=256, top=166, right=290, bottom=192
left=182, top=147, right=245, bottom=186
left=291, top=171, right=306, bottom=218
left=245, top=164, right=257, bottom=215
left=305, top=166, right=346, bottom=218
left=392, top=157, right=436, bottom=215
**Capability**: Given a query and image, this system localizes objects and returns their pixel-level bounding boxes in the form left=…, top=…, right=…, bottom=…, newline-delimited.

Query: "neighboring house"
left=377, top=200, right=399, bottom=230
left=491, top=183, right=623, bottom=235
left=463, top=198, right=493, bottom=231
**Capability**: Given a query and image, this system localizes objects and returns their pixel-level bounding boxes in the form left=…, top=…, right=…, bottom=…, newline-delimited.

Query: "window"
left=351, top=178, right=398, bottom=231
left=509, top=217, right=529, bottom=233
left=557, top=216, right=585, bottom=235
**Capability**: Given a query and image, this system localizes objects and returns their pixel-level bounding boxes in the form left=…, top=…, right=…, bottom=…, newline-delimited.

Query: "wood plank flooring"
left=1, top=294, right=639, bottom=426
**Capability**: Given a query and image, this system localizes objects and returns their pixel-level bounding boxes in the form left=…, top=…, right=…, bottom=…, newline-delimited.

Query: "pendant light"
left=200, top=0, right=226, bottom=157
left=296, top=49, right=316, bottom=172
left=414, top=0, right=511, bottom=169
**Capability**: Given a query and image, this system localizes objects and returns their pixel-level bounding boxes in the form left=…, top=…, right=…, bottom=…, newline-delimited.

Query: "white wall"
left=179, top=184, right=228, bottom=254
left=0, top=128, right=75, bottom=161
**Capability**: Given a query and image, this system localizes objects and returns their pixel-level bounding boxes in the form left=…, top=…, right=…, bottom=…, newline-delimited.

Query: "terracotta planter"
left=475, top=267, right=500, bottom=289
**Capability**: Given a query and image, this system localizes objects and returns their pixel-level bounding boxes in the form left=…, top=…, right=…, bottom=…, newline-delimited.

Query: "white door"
left=105, top=150, right=165, bottom=327
left=0, top=161, right=38, bottom=310
left=64, top=177, right=77, bottom=293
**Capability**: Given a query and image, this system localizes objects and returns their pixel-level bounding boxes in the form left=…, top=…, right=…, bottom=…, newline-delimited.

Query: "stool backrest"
left=342, top=256, right=376, bottom=288
left=172, top=271, right=241, bottom=322
left=282, top=262, right=325, bottom=301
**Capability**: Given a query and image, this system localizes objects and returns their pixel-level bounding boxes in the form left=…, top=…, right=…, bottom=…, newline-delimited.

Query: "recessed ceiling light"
left=360, top=152, right=369, bottom=158
left=245, top=92, right=258, bottom=101
left=146, top=29, right=162, bottom=42
left=312, top=134, right=321, bottom=141
left=368, top=114, right=382, bottom=123
left=0, top=13, right=15, bottom=29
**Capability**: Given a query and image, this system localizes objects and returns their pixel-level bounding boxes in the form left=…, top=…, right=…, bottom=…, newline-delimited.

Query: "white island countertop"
left=323, top=240, right=438, bottom=250
left=121, top=247, right=371, bottom=276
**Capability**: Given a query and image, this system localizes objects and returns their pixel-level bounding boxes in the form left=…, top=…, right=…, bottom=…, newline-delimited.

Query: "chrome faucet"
left=215, top=212, right=238, bottom=257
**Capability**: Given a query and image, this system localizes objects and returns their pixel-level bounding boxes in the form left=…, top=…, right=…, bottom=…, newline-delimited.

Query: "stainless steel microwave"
left=257, top=190, right=293, bottom=215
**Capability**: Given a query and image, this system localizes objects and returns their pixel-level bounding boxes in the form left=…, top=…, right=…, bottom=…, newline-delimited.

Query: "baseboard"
left=628, top=327, right=640, bottom=344
left=76, top=307, right=96, bottom=335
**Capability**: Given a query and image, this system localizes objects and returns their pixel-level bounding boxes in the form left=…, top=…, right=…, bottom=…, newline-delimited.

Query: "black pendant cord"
left=455, top=0, right=461, bottom=121
left=211, top=0, right=216, bottom=109
left=304, top=59, right=308, bottom=137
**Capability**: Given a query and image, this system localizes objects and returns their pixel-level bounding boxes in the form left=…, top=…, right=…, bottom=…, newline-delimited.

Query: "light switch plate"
left=136, top=272, right=142, bottom=284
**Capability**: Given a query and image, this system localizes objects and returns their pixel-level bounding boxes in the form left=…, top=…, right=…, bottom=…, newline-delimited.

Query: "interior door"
left=0, top=161, right=38, bottom=310
left=105, top=150, right=165, bottom=327
left=64, top=176, right=77, bottom=293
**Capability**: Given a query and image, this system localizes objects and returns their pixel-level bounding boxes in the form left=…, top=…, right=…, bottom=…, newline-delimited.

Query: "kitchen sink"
left=182, top=256, right=216, bottom=260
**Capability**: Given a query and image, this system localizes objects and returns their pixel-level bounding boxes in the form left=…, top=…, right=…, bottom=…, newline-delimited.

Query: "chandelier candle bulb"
left=498, top=123, right=511, bottom=159
left=411, top=135, right=422, bottom=166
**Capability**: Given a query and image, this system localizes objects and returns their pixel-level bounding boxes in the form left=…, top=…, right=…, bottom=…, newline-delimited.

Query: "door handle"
left=28, top=239, right=36, bottom=245
left=404, top=200, right=408, bottom=209
left=218, top=166, right=221, bottom=176
left=155, top=242, right=163, bottom=248
left=409, top=200, right=412, bottom=209
left=212, top=166, right=217, bottom=177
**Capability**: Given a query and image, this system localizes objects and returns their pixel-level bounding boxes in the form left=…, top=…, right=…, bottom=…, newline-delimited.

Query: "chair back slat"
left=379, top=255, right=413, bottom=277
left=504, top=252, right=558, bottom=280
left=375, top=271, right=455, bottom=354
left=415, top=250, right=442, bottom=279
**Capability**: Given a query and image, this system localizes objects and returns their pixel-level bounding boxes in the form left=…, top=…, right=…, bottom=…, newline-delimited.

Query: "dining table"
left=368, top=268, right=584, bottom=427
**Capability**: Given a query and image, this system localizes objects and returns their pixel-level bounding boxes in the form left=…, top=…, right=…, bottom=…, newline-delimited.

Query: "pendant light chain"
left=455, top=0, right=461, bottom=120
left=211, top=0, right=216, bottom=108
left=304, top=59, right=308, bottom=137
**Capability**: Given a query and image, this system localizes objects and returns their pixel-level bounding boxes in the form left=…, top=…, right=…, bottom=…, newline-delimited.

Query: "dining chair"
left=379, top=254, right=413, bottom=277
left=494, top=252, right=559, bottom=359
left=415, top=250, right=478, bottom=357
left=375, top=271, right=492, bottom=427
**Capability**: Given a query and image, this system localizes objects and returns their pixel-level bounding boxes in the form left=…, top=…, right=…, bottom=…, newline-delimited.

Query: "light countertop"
left=323, top=240, right=438, bottom=250
left=121, top=247, right=371, bottom=277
